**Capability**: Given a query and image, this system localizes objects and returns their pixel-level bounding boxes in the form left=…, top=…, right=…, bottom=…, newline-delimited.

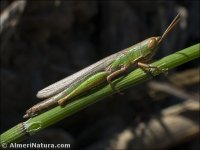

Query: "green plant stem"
left=1, top=43, right=199, bottom=146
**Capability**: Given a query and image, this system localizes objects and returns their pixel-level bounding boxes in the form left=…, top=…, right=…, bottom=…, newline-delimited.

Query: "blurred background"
left=1, top=0, right=199, bottom=149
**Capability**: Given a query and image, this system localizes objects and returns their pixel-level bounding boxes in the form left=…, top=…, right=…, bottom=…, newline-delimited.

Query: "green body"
left=25, top=36, right=161, bottom=116
left=109, top=38, right=153, bottom=69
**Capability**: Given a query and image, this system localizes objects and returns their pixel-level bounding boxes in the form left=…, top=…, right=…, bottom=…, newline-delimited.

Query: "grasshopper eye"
left=148, top=38, right=157, bottom=49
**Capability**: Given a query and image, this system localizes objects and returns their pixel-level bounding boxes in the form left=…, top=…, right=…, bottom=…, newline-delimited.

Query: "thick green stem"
left=1, top=43, right=199, bottom=146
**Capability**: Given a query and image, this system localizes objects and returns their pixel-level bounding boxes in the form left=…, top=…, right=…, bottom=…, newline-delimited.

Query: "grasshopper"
left=23, top=14, right=181, bottom=118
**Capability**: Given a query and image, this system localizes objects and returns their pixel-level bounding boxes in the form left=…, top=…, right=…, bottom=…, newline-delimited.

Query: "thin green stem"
left=1, top=43, right=199, bottom=146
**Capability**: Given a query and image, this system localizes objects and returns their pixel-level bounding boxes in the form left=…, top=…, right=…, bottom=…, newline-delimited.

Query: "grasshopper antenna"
left=158, top=13, right=182, bottom=44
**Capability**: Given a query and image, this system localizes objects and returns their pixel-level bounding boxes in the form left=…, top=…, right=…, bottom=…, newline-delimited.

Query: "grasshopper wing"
left=37, top=51, right=124, bottom=99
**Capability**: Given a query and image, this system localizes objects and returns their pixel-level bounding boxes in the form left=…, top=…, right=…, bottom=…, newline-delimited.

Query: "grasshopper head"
left=147, top=36, right=161, bottom=52
left=147, top=37, right=161, bottom=50
left=142, top=36, right=161, bottom=59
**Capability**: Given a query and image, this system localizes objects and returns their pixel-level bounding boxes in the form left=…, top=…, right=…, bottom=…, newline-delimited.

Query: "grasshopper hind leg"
left=58, top=72, right=109, bottom=105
